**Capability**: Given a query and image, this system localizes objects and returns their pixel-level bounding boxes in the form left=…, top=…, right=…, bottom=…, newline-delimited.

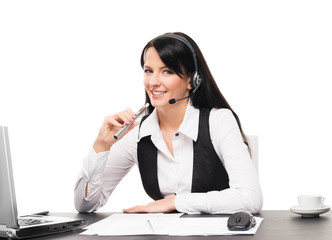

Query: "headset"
left=159, top=33, right=202, bottom=104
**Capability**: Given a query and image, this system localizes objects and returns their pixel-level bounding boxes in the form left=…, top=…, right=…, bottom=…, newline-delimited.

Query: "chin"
left=150, top=99, right=170, bottom=109
left=150, top=102, right=168, bottom=109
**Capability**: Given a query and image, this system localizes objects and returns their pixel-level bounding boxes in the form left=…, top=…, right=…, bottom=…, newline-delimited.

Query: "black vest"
left=137, top=108, right=230, bottom=200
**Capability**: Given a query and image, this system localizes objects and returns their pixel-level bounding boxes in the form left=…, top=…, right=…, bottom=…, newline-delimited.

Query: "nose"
left=148, top=73, right=161, bottom=87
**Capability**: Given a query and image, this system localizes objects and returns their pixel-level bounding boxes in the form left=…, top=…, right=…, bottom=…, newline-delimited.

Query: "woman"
left=74, top=32, right=263, bottom=214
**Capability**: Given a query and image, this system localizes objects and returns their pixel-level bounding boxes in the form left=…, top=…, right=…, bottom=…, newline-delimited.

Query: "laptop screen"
left=0, top=126, right=19, bottom=229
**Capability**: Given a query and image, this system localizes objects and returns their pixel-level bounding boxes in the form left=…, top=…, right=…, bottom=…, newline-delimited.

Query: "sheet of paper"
left=81, top=213, right=183, bottom=236
left=80, top=213, right=263, bottom=236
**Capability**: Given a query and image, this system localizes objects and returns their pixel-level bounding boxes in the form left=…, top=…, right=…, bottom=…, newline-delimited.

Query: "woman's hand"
left=123, top=196, right=176, bottom=213
left=93, top=108, right=138, bottom=153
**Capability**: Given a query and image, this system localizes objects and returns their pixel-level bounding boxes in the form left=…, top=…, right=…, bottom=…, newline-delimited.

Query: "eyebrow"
left=143, top=64, right=169, bottom=70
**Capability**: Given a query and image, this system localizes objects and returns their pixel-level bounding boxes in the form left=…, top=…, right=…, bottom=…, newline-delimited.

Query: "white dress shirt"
left=74, top=102, right=263, bottom=214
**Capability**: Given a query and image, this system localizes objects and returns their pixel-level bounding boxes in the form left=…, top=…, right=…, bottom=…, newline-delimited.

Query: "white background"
left=1, top=0, right=332, bottom=214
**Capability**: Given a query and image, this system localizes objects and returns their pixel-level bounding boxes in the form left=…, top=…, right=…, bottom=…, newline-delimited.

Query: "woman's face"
left=143, top=47, right=191, bottom=109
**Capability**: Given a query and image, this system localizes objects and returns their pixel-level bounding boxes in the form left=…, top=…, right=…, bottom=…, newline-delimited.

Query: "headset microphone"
left=168, top=95, right=190, bottom=104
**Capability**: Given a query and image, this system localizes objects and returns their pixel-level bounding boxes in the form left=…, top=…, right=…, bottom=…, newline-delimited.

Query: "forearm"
left=175, top=187, right=263, bottom=214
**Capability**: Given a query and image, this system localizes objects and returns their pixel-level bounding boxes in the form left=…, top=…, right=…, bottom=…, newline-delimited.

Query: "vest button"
left=175, top=132, right=180, bottom=137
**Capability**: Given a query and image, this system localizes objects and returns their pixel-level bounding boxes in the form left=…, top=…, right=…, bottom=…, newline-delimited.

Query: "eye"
left=163, top=70, right=174, bottom=75
left=144, top=69, right=152, bottom=74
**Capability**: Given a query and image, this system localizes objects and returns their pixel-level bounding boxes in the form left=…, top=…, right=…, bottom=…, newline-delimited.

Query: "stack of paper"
left=80, top=213, right=263, bottom=236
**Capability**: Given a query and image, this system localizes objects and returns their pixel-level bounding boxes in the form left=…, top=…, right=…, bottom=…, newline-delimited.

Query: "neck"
left=157, top=99, right=188, bottom=131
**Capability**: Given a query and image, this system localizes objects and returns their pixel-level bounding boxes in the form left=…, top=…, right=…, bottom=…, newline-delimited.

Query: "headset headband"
left=160, top=33, right=199, bottom=75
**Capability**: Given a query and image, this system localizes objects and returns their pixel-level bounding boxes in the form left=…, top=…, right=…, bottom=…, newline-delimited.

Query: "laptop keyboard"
left=18, top=218, right=51, bottom=226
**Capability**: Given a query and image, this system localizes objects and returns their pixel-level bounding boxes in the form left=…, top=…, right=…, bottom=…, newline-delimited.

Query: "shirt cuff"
left=175, top=193, right=207, bottom=214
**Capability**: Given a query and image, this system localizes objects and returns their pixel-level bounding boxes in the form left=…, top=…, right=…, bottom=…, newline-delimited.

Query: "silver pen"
left=146, top=220, right=155, bottom=233
left=113, top=103, right=150, bottom=140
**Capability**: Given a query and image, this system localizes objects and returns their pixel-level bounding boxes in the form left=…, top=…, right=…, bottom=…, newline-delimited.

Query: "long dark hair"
left=140, top=32, right=250, bottom=149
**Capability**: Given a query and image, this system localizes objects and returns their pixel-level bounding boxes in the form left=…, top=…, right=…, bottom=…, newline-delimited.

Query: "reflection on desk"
left=1, top=211, right=331, bottom=240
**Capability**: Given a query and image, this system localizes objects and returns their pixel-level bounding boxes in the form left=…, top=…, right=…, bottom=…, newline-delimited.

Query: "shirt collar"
left=137, top=107, right=160, bottom=142
left=178, top=102, right=199, bottom=141
left=137, top=102, right=200, bottom=142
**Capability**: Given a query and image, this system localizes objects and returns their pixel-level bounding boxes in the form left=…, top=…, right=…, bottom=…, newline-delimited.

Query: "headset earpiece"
left=190, top=72, right=201, bottom=93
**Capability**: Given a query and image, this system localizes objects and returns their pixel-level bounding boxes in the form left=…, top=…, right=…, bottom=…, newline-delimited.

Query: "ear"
left=187, top=77, right=192, bottom=90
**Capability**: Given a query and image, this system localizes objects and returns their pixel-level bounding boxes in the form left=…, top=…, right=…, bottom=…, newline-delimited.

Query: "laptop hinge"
left=0, top=225, right=17, bottom=238
left=0, top=225, right=7, bottom=231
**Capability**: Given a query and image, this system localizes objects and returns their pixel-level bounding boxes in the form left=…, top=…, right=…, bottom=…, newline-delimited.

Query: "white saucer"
left=290, top=205, right=330, bottom=217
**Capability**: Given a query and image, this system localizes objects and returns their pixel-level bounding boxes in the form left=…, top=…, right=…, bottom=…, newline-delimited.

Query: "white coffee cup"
left=298, top=195, right=324, bottom=209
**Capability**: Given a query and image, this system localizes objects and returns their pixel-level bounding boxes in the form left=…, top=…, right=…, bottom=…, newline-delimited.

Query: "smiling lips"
left=151, top=90, right=167, bottom=97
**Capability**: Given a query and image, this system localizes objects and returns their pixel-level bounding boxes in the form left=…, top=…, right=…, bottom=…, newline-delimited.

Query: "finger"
left=105, top=108, right=135, bottom=126
left=123, top=206, right=136, bottom=213
left=120, top=108, right=135, bottom=119
left=117, top=111, right=134, bottom=125
left=124, top=108, right=135, bottom=118
left=123, top=205, right=146, bottom=213
left=120, top=108, right=137, bottom=124
left=104, top=115, right=124, bottom=128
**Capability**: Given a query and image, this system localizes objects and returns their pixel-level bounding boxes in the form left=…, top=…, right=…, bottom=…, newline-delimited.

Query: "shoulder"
left=208, top=108, right=240, bottom=139
left=196, top=107, right=237, bottom=131
left=209, top=108, right=236, bottom=124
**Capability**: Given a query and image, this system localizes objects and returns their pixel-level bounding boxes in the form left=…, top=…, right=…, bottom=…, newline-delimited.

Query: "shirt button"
left=175, top=132, right=180, bottom=137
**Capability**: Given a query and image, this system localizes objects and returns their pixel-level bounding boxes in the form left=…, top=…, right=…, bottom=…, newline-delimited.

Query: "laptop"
left=0, top=126, right=86, bottom=239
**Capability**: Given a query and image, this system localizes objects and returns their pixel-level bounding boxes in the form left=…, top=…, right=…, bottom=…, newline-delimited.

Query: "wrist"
left=167, top=195, right=176, bottom=212
left=93, top=138, right=114, bottom=153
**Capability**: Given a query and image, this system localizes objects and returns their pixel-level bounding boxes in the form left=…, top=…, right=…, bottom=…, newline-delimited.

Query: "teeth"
left=152, top=91, right=167, bottom=95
